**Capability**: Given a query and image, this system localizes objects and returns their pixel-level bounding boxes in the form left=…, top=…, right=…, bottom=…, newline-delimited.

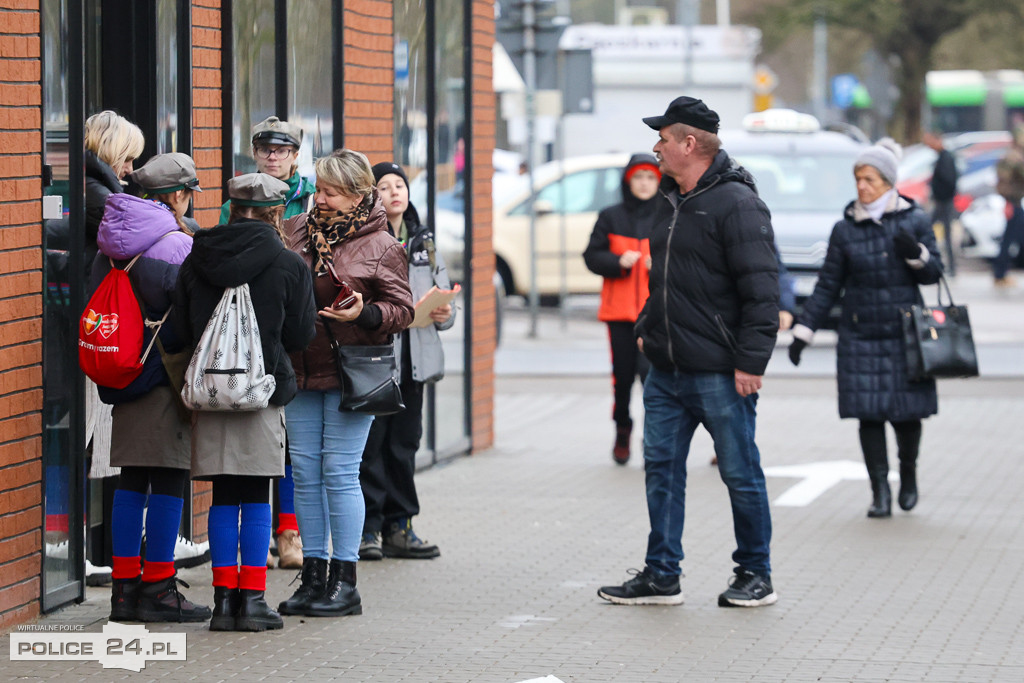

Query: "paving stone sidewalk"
left=6, top=372, right=1024, bottom=681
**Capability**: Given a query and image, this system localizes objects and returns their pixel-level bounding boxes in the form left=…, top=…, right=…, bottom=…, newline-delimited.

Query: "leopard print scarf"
left=305, top=192, right=375, bottom=275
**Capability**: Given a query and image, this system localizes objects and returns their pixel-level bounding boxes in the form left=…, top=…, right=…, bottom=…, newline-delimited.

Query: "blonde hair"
left=314, top=149, right=374, bottom=198
left=84, top=111, right=144, bottom=172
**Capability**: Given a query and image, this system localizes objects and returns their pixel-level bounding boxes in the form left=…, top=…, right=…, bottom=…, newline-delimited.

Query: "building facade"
left=0, top=0, right=497, bottom=628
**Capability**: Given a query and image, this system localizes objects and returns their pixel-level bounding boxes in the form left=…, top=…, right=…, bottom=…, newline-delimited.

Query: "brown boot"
left=277, top=529, right=303, bottom=569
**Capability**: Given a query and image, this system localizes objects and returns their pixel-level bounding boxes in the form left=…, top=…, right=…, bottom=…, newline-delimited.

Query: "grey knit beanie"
left=855, top=137, right=902, bottom=186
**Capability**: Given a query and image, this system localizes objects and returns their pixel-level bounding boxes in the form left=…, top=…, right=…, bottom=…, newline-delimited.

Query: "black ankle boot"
left=236, top=589, right=284, bottom=631
left=209, top=586, right=240, bottom=631
left=898, top=464, right=918, bottom=511
left=136, top=576, right=212, bottom=623
left=867, top=476, right=892, bottom=518
left=304, top=560, right=361, bottom=617
left=278, top=557, right=328, bottom=615
left=110, top=577, right=141, bottom=621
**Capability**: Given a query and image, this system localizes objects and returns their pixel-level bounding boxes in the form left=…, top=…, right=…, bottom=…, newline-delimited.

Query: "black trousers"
left=359, top=378, right=424, bottom=534
left=608, top=321, right=649, bottom=428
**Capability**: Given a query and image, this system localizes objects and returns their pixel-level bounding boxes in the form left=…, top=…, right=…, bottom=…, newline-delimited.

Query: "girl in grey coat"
left=358, top=162, right=456, bottom=561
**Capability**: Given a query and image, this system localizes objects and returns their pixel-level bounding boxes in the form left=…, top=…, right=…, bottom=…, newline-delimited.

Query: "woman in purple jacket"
left=92, top=153, right=210, bottom=624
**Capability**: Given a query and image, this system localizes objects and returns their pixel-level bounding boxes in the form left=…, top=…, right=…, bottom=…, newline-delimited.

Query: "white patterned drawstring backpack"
left=181, top=283, right=276, bottom=410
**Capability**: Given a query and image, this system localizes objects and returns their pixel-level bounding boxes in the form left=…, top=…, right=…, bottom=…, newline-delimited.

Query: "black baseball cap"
left=643, top=96, right=720, bottom=134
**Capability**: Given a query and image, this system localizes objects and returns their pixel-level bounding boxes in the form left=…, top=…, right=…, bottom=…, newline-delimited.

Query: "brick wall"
left=189, top=0, right=223, bottom=540
left=342, top=0, right=393, bottom=161
left=0, top=1, right=44, bottom=631
left=469, top=0, right=496, bottom=452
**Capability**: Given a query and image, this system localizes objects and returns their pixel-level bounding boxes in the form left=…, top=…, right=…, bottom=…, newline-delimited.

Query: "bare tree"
left=754, top=0, right=1022, bottom=141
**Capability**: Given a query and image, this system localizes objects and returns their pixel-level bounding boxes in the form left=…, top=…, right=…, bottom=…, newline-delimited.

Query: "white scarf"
left=861, top=188, right=896, bottom=223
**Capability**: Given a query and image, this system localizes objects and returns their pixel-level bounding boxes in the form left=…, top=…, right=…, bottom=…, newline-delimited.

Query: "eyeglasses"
left=253, top=145, right=296, bottom=160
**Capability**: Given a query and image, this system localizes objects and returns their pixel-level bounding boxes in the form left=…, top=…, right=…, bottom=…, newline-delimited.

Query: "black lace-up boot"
left=304, top=560, right=361, bottom=617
left=278, top=557, right=328, bottom=615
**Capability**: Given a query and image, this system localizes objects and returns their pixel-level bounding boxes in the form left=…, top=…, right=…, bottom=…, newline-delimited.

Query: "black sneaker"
left=597, top=567, right=684, bottom=605
left=717, top=569, right=777, bottom=608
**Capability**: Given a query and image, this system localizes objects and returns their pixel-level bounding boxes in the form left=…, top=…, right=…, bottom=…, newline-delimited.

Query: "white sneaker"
left=85, top=560, right=112, bottom=586
left=46, top=540, right=69, bottom=560
left=173, top=537, right=210, bottom=569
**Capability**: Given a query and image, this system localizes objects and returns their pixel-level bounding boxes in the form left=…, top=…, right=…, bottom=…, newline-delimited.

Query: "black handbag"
left=322, top=322, right=405, bottom=416
left=900, top=275, right=979, bottom=382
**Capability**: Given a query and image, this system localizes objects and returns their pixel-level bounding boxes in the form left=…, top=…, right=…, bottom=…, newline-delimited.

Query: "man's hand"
left=778, top=310, right=794, bottom=331
left=429, top=303, right=453, bottom=324
left=636, top=337, right=644, bottom=353
left=734, top=369, right=762, bottom=397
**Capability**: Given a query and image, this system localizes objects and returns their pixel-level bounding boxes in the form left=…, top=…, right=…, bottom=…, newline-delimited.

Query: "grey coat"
left=395, top=206, right=455, bottom=383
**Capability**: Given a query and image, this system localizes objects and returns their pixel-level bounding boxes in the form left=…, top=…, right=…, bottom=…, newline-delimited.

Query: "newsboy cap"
left=251, top=116, right=303, bottom=148
left=131, top=152, right=202, bottom=193
left=228, top=173, right=290, bottom=206
left=643, top=96, right=720, bottom=134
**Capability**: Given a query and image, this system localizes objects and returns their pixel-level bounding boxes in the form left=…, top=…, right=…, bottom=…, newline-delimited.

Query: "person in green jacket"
left=219, top=116, right=315, bottom=224
left=220, top=116, right=314, bottom=570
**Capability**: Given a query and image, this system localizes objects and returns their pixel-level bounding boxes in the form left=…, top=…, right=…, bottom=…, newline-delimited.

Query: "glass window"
left=431, top=0, right=468, bottom=458
left=287, top=0, right=332, bottom=176
left=732, top=153, right=857, bottom=212
left=232, top=0, right=276, bottom=175
left=510, top=168, right=620, bottom=215
left=41, top=0, right=77, bottom=602
left=155, top=0, right=178, bottom=153
left=394, top=0, right=428, bottom=173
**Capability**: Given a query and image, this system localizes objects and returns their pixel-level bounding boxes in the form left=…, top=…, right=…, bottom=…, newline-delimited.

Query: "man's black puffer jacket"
left=636, top=150, right=779, bottom=376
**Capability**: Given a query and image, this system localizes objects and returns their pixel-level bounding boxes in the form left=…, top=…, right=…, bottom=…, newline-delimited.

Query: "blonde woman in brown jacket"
left=277, top=149, right=413, bottom=619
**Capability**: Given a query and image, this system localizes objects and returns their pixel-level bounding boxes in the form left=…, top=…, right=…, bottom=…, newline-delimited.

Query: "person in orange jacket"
left=584, top=153, right=667, bottom=465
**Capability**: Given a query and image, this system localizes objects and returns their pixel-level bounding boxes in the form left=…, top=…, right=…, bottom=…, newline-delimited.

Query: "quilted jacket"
left=798, top=193, right=943, bottom=421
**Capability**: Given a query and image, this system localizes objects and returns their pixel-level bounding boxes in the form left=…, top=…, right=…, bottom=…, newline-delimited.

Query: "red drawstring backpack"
left=78, top=254, right=168, bottom=389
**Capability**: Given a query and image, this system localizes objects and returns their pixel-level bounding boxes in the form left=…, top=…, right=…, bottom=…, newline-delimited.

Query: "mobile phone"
left=332, top=281, right=357, bottom=309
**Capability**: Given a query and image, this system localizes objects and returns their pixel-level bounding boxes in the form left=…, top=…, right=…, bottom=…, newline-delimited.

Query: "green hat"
left=251, top=116, right=303, bottom=148
left=228, top=173, right=290, bottom=207
left=131, top=153, right=202, bottom=193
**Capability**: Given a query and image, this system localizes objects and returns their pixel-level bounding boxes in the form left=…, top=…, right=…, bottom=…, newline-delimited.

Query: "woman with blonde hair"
left=278, top=149, right=413, bottom=618
left=84, top=110, right=144, bottom=275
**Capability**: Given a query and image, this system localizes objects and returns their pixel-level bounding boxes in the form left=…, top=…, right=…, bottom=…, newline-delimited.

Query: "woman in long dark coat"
left=788, top=139, right=943, bottom=518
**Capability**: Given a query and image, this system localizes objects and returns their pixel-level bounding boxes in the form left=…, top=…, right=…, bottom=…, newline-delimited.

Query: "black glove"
left=893, top=230, right=920, bottom=260
left=788, top=338, right=807, bottom=366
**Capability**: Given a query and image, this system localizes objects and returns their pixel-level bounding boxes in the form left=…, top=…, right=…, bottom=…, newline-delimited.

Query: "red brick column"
left=342, top=0, right=393, bottom=161
left=0, top=0, right=43, bottom=630
left=469, top=0, right=496, bottom=452
left=189, top=0, right=223, bottom=539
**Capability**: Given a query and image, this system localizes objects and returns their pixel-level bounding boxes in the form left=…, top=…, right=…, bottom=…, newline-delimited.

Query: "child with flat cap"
left=174, top=172, right=317, bottom=631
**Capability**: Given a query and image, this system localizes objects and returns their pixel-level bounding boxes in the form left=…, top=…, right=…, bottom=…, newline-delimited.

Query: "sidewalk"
left=6, top=268, right=1024, bottom=681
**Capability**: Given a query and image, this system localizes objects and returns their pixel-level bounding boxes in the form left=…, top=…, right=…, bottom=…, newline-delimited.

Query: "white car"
left=960, top=193, right=1023, bottom=264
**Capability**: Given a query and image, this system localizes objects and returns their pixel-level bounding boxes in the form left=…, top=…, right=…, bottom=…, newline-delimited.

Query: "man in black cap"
left=598, top=96, right=781, bottom=609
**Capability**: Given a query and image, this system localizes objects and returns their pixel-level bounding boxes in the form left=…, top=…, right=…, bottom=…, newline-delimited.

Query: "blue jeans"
left=642, top=367, right=772, bottom=578
left=285, top=390, right=374, bottom=562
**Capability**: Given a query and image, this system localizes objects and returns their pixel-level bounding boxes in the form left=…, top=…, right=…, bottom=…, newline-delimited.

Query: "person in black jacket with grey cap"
left=174, top=172, right=317, bottom=632
left=598, top=96, right=780, bottom=610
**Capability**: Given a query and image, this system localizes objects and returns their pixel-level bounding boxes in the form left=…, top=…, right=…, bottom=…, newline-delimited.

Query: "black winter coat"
left=636, top=150, right=779, bottom=376
left=85, top=150, right=123, bottom=278
left=798, top=194, right=942, bottom=421
left=173, top=220, right=317, bottom=406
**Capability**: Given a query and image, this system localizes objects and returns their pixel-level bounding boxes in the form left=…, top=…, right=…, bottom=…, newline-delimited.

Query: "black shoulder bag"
left=900, top=274, right=979, bottom=382
left=322, top=320, right=405, bottom=416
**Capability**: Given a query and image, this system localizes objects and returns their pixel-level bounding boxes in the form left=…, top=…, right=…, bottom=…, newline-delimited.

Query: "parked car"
left=959, top=193, right=1024, bottom=265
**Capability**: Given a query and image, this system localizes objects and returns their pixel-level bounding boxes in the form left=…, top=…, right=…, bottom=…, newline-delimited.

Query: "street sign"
left=394, top=40, right=409, bottom=85
left=831, top=73, right=859, bottom=109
